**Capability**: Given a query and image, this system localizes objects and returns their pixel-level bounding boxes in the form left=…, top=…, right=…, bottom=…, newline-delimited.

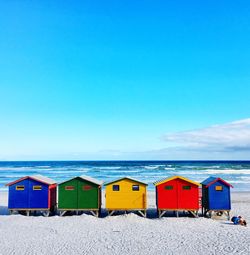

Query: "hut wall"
left=9, top=179, right=29, bottom=209
left=177, top=179, right=199, bottom=209
left=58, top=179, right=78, bottom=209
left=58, top=178, right=100, bottom=210
left=8, top=179, right=50, bottom=209
left=28, top=179, right=49, bottom=209
left=202, top=184, right=209, bottom=209
left=106, top=179, right=147, bottom=210
left=208, top=181, right=231, bottom=210
left=49, top=184, right=57, bottom=209
left=77, top=179, right=99, bottom=209
left=157, top=179, right=178, bottom=209
left=157, top=178, right=199, bottom=210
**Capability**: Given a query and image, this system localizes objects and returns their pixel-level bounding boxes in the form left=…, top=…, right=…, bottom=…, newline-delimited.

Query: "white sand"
left=0, top=191, right=249, bottom=255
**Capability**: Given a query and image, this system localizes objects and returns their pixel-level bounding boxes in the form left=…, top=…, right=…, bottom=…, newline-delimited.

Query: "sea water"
left=0, top=161, right=250, bottom=191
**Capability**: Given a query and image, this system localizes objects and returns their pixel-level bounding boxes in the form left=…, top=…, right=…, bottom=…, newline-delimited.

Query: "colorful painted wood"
left=4, top=174, right=235, bottom=220
left=154, top=176, right=200, bottom=218
left=6, top=175, right=57, bottom=216
left=58, top=176, right=103, bottom=217
left=201, top=177, right=233, bottom=219
left=105, top=177, right=147, bottom=217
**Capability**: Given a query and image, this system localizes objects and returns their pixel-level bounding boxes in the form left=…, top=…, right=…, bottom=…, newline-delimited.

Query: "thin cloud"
left=163, top=118, right=250, bottom=152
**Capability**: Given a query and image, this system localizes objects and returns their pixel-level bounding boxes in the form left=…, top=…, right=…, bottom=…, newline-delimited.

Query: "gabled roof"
left=201, top=177, right=233, bottom=188
left=201, top=177, right=218, bottom=185
left=59, top=175, right=103, bottom=186
left=80, top=175, right=103, bottom=186
left=154, top=175, right=200, bottom=186
left=104, top=177, right=148, bottom=186
left=6, top=174, right=56, bottom=186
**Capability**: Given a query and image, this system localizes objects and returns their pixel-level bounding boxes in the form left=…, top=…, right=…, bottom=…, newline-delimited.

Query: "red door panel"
left=177, top=179, right=199, bottom=210
left=158, top=180, right=178, bottom=209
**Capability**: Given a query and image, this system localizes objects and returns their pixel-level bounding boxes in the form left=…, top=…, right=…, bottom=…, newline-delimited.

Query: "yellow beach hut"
left=105, top=177, right=148, bottom=217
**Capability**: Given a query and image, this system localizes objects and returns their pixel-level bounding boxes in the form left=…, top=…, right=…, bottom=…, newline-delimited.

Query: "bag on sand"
left=231, top=216, right=240, bottom=224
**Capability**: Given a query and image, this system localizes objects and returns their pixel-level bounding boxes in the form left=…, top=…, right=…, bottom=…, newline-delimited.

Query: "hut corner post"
left=90, top=210, right=99, bottom=217
left=108, top=210, right=115, bottom=216
left=59, top=210, right=67, bottom=217
left=42, top=211, right=50, bottom=217
left=188, top=210, right=199, bottom=218
left=138, top=210, right=147, bottom=218
left=159, top=210, right=167, bottom=218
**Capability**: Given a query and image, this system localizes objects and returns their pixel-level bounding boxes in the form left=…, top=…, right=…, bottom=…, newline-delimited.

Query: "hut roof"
left=80, top=175, right=103, bottom=185
left=59, top=175, right=103, bottom=186
left=154, top=175, right=200, bottom=186
left=201, top=177, right=233, bottom=188
left=6, top=174, right=56, bottom=186
left=104, top=177, right=148, bottom=186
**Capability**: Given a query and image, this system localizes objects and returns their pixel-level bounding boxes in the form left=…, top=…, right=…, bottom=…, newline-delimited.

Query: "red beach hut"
left=154, top=176, right=200, bottom=218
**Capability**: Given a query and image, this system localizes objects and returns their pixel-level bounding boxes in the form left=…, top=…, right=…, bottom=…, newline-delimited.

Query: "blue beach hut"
left=6, top=175, right=57, bottom=216
left=201, top=177, right=233, bottom=219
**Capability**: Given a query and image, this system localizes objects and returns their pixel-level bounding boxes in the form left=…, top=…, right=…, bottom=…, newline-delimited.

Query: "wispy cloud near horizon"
left=162, top=118, right=250, bottom=152
left=1, top=119, right=250, bottom=161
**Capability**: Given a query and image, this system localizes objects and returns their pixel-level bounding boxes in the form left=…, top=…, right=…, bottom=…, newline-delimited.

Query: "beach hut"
left=154, top=176, right=200, bottom=218
left=105, top=177, right=147, bottom=217
left=201, top=177, right=233, bottom=219
left=6, top=175, right=57, bottom=216
left=58, top=175, right=103, bottom=217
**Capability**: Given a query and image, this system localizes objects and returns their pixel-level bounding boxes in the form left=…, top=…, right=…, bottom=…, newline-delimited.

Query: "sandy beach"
left=0, top=191, right=249, bottom=255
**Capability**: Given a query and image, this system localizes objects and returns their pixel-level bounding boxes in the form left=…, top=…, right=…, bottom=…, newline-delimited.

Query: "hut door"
left=10, top=180, right=29, bottom=209
left=210, top=183, right=230, bottom=209
left=59, top=179, right=78, bottom=209
left=29, top=179, right=48, bottom=209
left=77, top=181, right=98, bottom=209
left=177, top=180, right=198, bottom=209
left=160, top=179, right=178, bottom=209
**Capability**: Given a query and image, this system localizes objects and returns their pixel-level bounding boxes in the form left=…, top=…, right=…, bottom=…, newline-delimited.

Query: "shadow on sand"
left=99, top=208, right=200, bottom=219
left=1, top=207, right=202, bottom=218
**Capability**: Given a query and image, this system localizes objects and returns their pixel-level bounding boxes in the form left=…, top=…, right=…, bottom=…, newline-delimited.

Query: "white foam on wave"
left=138, top=172, right=168, bottom=177
left=226, top=180, right=250, bottom=184
left=0, top=167, right=35, bottom=171
left=175, top=171, right=206, bottom=175
left=81, top=167, right=91, bottom=170
left=239, top=176, right=250, bottom=181
left=98, top=167, right=122, bottom=170
left=1, top=175, right=24, bottom=178
left=36, top=166, right=51, bottom=168
left=182, top=166, right=197, bottom=169
left=49, top=170, right=88, bottom=174
left=181, top=165, right=221, bottom=169
left=205, top=169, right=250, bottom=175
left=112, top=170, right=139, bottom=173
left=143, top=165, right=166, bottom=170
left=203, top=166, right=221, bottom=169
left=144, top=166, right=159, bottom=170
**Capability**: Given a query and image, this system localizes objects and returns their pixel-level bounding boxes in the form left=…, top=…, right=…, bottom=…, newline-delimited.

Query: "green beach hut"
left=58, top=175, right=103, bottom=217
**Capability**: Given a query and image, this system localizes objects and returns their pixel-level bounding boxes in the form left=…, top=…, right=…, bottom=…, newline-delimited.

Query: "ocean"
left=0, top=161, right=250, bottom=191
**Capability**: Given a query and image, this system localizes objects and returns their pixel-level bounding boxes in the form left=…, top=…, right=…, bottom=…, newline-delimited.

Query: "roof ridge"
left=154, top=175, right=200, bottom=186
left=104, top=176, right=148, bottom=186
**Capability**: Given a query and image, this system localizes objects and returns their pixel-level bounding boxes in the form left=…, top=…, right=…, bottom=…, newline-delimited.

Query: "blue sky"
left=0, top=0, right=250, bottom=160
